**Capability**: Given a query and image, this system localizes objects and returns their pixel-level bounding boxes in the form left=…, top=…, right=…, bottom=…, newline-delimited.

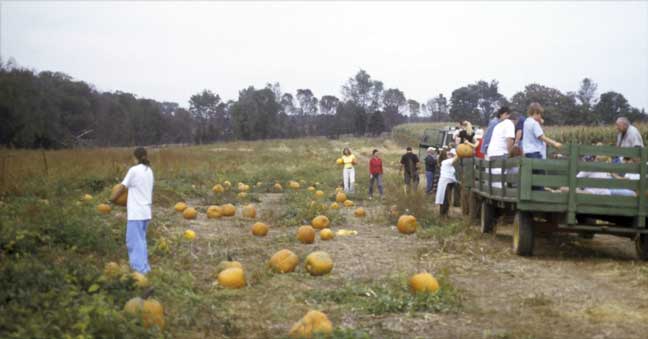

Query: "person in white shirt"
left=110, top=147, right=155, bottom=274
left=486, top=107, right=515, bottom=160
left=435, top=149, right=460, bottom=209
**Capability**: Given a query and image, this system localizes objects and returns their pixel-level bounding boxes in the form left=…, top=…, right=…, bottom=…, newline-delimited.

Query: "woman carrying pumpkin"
left=341, top=147, right=357, bottom=194
left=435, top=148, right=460, bottom=216
left=111, top=147, right=155, bottom=274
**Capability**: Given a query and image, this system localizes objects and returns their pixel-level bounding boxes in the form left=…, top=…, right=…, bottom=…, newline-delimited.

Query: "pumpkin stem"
left=141, top=286, right=155, bottom=299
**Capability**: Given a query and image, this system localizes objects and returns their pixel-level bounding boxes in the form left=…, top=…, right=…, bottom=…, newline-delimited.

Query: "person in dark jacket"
left=368, top=149, right=383, bottom=200
left=400, top=147, right=420, bottom=193
left=424, top=147, right=437, bottom=194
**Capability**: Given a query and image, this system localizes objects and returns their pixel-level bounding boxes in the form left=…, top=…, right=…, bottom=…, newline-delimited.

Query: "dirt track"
left=169, top=192, right=648, bottom=339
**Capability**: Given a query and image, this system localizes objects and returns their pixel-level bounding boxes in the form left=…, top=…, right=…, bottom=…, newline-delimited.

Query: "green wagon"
left=458, top=144, right=648, bottom=258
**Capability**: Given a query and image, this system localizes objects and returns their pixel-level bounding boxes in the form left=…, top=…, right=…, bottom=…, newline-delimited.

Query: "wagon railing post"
left=567, top=143, right=578, bottom=225
left=638, top=147, right=647, bottom=228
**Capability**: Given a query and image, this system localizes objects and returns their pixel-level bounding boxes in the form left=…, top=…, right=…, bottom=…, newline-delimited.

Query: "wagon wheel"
left=469, top=192, right=481, bottom=223
left=513, top=211, right=534, bottom=256
left=635, top=234, right=648, bottom=260
left=480, top=200, right=495, bottom=234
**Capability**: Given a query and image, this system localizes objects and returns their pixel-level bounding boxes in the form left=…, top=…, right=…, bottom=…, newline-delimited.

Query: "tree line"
left=0, top=57, right=644, bottom=149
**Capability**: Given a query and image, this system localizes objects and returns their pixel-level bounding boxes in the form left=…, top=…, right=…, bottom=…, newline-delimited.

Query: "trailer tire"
left=480, top=201, right=495, bottom=234
left=513, top=211, right=534, bottom=256
left=635, top=234, right=648, bottom=260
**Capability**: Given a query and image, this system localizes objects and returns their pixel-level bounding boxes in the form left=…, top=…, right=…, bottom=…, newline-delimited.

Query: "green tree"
left=230, top=86, right=280, bottom=140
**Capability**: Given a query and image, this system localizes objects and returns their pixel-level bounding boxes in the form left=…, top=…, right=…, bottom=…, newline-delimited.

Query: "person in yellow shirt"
left=341, top=147, right=357, bottom=193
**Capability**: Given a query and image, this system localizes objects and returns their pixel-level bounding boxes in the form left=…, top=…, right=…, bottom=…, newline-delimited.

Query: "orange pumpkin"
left=111, top=184, right=128, bottom=206
left=354, top=207, right=366, bottom=217
left=297, top=225, right=316, bottom=244
left=457, top=143, right=473, bottom=158
left=335, top=192, right=347, bottom=203
left=217, top=267, right=246, bottom=289
left=96, top=203, right=111, bottom=214
left=242, top=204, right=257, bottom=219
left=311, top=215, right=330, bottom=229
left=305, top=251, right=333, bottom=276
left=289, top=310, right=333, bottom=338
left=251, top=222, right=269, bottom=236
left=269, top=249, right=299, bottom=273
left=221, top=203, right=236, bottom=217
left=397, top=215, right=417, bottom=234
left=207, top=205, right=222, bottom=219
left=124, top=297, right=165, bottom=330
left=319, top=229, right=335, bottom=241
left=408, top=272, right=440, bottom=294
left=182, top=207, right=198, bottom=220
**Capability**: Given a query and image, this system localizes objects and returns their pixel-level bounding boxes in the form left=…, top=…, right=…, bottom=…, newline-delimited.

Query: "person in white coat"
left=435, top=148, right=460, bottom=207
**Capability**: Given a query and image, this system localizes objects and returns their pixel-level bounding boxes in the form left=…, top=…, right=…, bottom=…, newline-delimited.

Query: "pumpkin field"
left=3, top=125, right=648, bottom=338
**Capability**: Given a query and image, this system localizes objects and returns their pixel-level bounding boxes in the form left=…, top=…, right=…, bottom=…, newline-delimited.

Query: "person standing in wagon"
left=111, top=147, right=154, bottom=274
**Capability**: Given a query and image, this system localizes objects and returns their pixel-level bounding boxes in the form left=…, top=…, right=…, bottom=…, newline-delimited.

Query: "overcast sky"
left=2, top=1, right=647, bottom=111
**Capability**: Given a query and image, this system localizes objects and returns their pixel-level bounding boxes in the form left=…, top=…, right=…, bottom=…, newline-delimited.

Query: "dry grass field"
left=2, top=126, right=648, bottom=338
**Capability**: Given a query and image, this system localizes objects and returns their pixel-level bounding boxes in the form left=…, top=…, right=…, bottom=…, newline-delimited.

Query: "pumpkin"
left=289, top=310, right=333, bottom=338
left=330, top=202, right=340, bottom=209
left=343, top=200, right=354, bottom=207
left=96, top=203, right=111, bottom=214
left=221, top=203, right=236, bottom=217
left=207, top=205, right=222, bottom=219
left=273, top=183, right=283, bottom=192
left=131, top=272, right=150, bottom=288
left=297, top=225, right=316, bottom=244
left=182, top=207, right=198, bottom=220
left=242, top=204, right=257, bottom=218
left=288, top=180, right=301, bottom=190
left=217, top=267, right=246, bottom=289
left=311, top=215, right=330, bottom=229
left=212, top=184, right=224, bottom=193
left=183, top=229, right=196, bottom=240
left=215, top=260, right=243, bottom=275
left=237, top=192, right=248, bottom=199
left=124, top=297, right=165, bottom=330
left=335, top=192, right=347, bottom=203
left=223, top=180, right=232, bottom=189
left=81, top=194, right=93, bottom=202
left=319, top=229, right=335, bottom=241
left=305, top=251, right=333, bottom=276
left=315, top=190, right=325, bottom=198
left=174, top=202, right=188, bottom=212
left=307, top=186, right=316, bottom=192
left=457, top=143, right=473, bottom=158
left=269, top=249, right=299, bottom=273
left=251, top=222, right=269, bottom=236
left=157, top=237, right=170, bottom=252
left=111, top=184, right=128, bottom=206
left=336, top=158, right=344, bottom=165
left=397, top=215, right=417, bottom=234
left=354, top=207, right=366, bottom=217
left=103, top=261, right=121, bottom=279
left=408, top=272, right=440, bottom=294
left=335, top=187, right=343, bottom=193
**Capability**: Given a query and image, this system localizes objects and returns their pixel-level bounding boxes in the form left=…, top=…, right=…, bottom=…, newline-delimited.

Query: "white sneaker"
left=368, top=196, right=373, bottom=200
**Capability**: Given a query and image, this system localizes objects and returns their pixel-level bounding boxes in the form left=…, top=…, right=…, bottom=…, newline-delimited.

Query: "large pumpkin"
left=319, top=229, right=335, bottom=241
left=305, top=251, right=333, bottom=276
left=218, top=267, right=246, bottom=289
left=242, top=204, right=257, bottom=219
left=314, top=190, right=325, bottom=198
left=336, top=158, right=344, bottom=165
left=124, top=297, right=165, bottom=330
left=111, top=184, right=128, bottom=206
left=82, top=194, right=93, bottom=202
left=311, top=215, right=330, bottom=229
left=221, top=203, right=236, bottom=217
left=212, top=184, right=224, bottom=193
left=335, top=192, right=347, bottom=203
left=354, top=207, right=366, bottom=217
left=273, top=183, right=283, bottom=192
left=182, top=207, right=198, bottom=220
left=207, top=205, right=222, bottom=219
left=215, top=260, right=242, bottom=275
left=408, top=272, right=440, bottom=294
left=251, top=222, right=269, bottom=237
left=96, top=203, right=111, bottom=214
left=457, top=143, right=473, bottom=158
left=288, top=180, right=301, bottom=190
left=174, top=202, right=188, bottom=212
left=222, top=180, right=232, bottom=189
left=269, top=249, right=299, bottom=273
left=297, top=225, right=316, bottom=244
left=330, top=202, right=340, bottom=210
left=397, top=215, right=417, bottom=234
left=289, top=310, right=333, bottom=338
left=343, top=200, right=354, bottom=207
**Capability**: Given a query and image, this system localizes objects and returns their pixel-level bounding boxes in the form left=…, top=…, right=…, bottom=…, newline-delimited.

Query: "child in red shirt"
left=368, top=149, right=383, bottom=199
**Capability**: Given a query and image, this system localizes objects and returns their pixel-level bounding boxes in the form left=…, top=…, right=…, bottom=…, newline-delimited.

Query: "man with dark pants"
left=400, top=147, right=420, bottom=193
left=424, top=147, right=437, bottom=195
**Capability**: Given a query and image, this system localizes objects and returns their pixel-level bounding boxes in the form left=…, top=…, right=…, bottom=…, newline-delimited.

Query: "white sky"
left=2, top=1, right=647, bottom=110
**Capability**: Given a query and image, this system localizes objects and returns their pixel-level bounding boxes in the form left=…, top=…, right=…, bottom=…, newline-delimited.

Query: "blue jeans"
left=425, top=171, right=435, bottom=194
left=525, top=152, right=544, bottom=191
left=126, top=220, right=151, bottom=274
left=369, top=173, right=383, bottom=197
